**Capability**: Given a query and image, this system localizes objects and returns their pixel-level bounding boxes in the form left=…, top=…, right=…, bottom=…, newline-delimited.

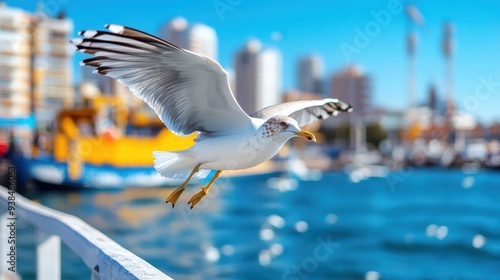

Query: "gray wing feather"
left=73, top=24, right=251, bottom=136
left=250, top=99, right=352, bottom=126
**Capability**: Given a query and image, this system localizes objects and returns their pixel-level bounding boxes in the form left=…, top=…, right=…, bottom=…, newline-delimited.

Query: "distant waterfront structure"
left=184, top=24, right=217, bottom=60
left=405, top=4, right=424, bottom=109
left=0, top=3, right=31, bottom=118
left=406, top=31, right=417, bottom=108
left=297, top=55, right=323, bottom=94
left=159, top=17, right=217, bottom=60
left=442, top=21, right=455, bottom=112
left=234, top=40, right=258, bottom=113
left=159, top=17, right=187, bottom=47
left=426, top=83, right=446, bottom=117
left=234, top=40, right=281, bottom=114
left=329, top=65, right=371, bottom=151
left=33, top=11, right=74, bottom=125
left=440, top=21, right=456, bottom=144
left=428, top=83, right=437, bottom=112
left=329, top=65, right=372, bottom=124
left=0, top=3, right=73, bottom=126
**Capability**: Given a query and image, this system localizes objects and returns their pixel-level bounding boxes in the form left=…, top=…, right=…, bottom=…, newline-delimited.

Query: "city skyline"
left=7, top=0, right=500, bottom=123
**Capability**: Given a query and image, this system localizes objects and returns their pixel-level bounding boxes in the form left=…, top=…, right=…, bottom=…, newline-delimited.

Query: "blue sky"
left=9, top=0, right=500, bottom=123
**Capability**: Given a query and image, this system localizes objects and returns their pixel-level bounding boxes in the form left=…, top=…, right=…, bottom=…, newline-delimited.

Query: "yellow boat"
left=15, top=94, right=197, bottom=189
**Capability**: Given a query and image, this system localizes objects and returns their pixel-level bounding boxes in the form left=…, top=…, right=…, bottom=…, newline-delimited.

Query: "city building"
left=297, top=55, right=323, bottom=94
left=159, top=17, right=217, bottom=59
left=0, top=3, right=73, bottom=126
left=159, top=17, right=187, bottom=48
left=329, top=65, right=372, bottom=124
left=234, top=39, right=281, bottom=114
left=33, top=11, right=74, bottom=126
left=184, top=24, right=217, bottom=60
left=0, top=3, right=32, bottom=118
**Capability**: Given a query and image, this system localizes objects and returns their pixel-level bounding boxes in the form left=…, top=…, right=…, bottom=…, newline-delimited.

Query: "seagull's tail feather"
left=153, top=151, right=209, bottom=180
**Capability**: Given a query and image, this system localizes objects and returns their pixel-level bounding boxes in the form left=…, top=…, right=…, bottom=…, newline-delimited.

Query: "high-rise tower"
left=297, top=55, right=323, bottom=94
left=234, top=40, right=281, bottom=114
left=442, top=22, right=455, bottom=112
left=159, top=17, right=217, bottom=59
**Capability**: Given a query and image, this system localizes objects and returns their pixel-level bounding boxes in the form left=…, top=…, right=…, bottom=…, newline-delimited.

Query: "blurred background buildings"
left=0, top=2, right=73, bottom=127
left=297, top=55, right=323, bottom=95
left=159, top=17, right=217, bottom=60
left=235, top=39, right=281, bottom=114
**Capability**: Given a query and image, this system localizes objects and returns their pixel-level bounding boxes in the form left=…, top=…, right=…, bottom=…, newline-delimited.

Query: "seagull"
left=72, top=25, right=352, bottom=209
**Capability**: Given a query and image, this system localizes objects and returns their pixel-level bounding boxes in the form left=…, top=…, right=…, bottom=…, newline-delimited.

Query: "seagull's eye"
left=279, top=121, right=288, bottom=128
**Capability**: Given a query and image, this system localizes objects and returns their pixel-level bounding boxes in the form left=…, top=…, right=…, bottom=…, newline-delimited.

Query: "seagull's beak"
left=294, top=129, right=316, bottom=142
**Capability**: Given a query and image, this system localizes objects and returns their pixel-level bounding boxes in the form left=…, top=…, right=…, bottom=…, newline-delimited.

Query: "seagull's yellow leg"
left=166, top=163, right=202, bottom=208
left=188, top=170, right=222, bottom=209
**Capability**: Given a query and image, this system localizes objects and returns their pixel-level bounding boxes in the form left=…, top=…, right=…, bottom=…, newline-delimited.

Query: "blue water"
left=16, top=169, right=500, bottom=279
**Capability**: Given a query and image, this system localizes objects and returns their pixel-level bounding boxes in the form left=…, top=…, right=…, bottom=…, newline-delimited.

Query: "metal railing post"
left=37, top=230, right=61, bottom=280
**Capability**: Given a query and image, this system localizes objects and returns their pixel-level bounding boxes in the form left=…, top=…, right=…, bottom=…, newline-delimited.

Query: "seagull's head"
left=261, top=116, right=316, bottom=143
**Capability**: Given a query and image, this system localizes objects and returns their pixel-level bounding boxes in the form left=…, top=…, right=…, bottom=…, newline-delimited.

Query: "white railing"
left=0, top=186, right=173, bottom=280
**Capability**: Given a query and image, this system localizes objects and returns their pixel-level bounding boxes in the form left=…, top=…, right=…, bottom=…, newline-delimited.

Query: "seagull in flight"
left=72, top=25, right=352, bottom=209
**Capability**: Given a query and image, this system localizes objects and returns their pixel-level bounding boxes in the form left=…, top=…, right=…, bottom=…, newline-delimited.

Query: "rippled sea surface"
left=17, top=168, right=500, bottom=279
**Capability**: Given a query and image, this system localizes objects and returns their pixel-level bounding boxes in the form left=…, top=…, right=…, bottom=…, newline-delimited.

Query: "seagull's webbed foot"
left=188, top=170, right=222, bottom=209
left=187, top=186, right=208, bottom=209
left=166, top=163, right=202, bottom=208
left=166, top=185, right=186, bottom=208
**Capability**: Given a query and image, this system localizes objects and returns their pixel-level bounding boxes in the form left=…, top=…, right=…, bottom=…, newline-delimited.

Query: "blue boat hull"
left=11, top=153, right=185, bottom=189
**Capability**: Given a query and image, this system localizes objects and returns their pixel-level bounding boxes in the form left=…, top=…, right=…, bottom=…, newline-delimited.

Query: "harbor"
left=1, top=0, right=500, bottom=279
left=4, top=168, right=500, bottom=279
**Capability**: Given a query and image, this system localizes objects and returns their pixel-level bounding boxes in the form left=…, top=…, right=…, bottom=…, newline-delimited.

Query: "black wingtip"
left=96, top=66, right=112, bottom=75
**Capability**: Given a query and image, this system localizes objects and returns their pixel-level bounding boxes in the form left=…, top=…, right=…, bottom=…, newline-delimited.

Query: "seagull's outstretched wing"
left=73, top=24, right=251, bottom=136
left=251, top=99, right=352, bottom=127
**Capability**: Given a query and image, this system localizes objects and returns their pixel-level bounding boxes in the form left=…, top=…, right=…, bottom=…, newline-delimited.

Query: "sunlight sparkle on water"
left=205, top=245, right=220, bottom=262
left=426, top=224, right=438, bottom=237
left=270, top=243, right=284, bottom=256
left=325, top=213, right=338, bottom=225
left=221, top=245, right=235, bottom=256
left=267, top=214, right=285, bottom=228
left=462, top=176, right=475, bottom=189
left=260, top=228, right=275, bottom=241
left=436, top=226, right=448, bottom=240
left=365, top=271, right=380, bottom=280
left=472, top=234, right=486, bottom=249
left=259, top=250, right=272, bottom=266
left=295, top=221, right=308, bottom=233
left=267, top=177, right=298, bottom=192
left=426, top=224, right=448, bottom=239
